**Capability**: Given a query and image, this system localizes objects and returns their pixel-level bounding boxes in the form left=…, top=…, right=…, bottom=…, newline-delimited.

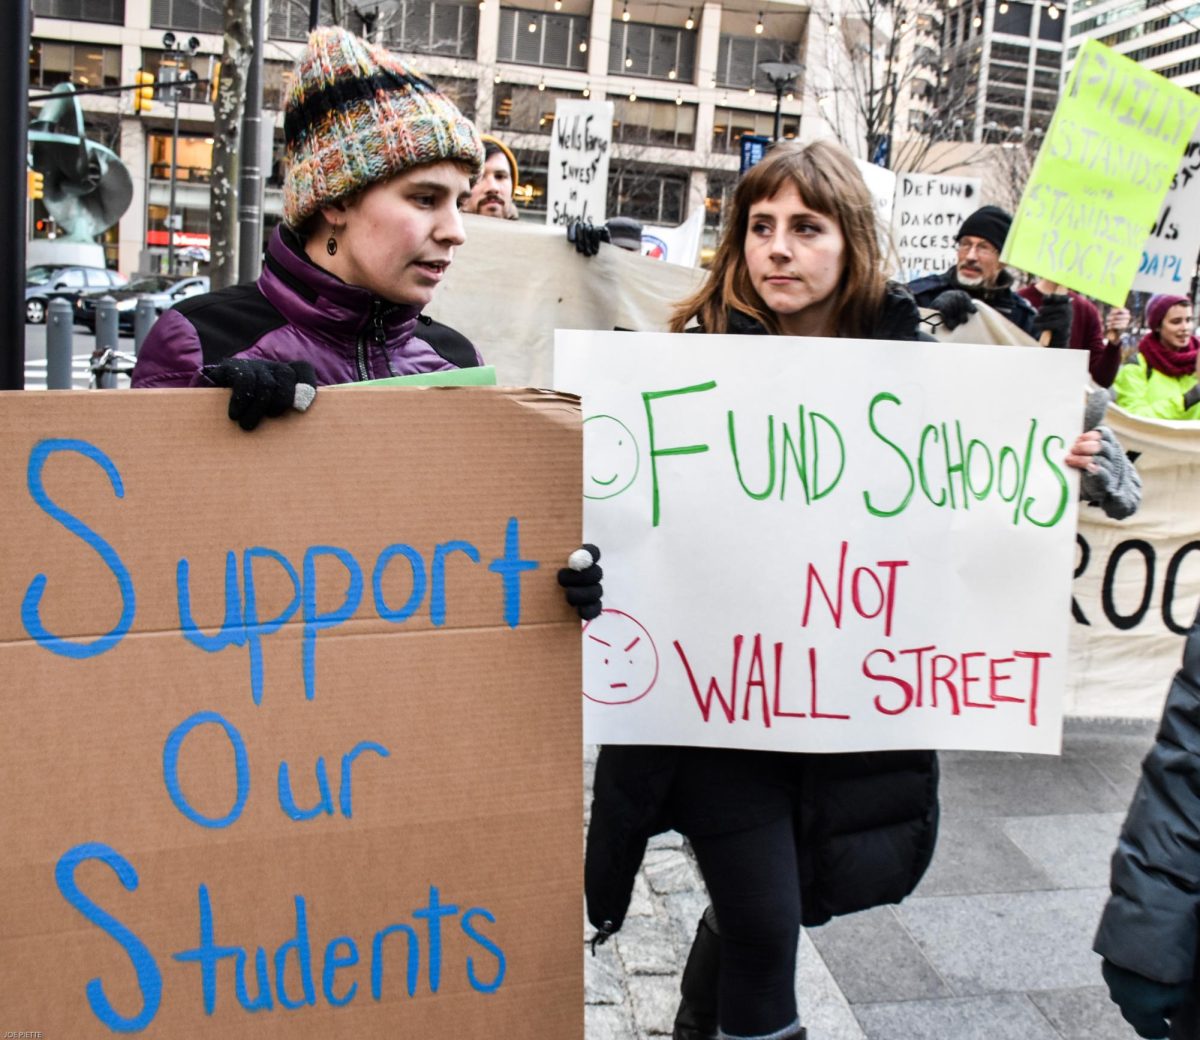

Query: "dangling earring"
left=326, top=228, right=338, bottom=256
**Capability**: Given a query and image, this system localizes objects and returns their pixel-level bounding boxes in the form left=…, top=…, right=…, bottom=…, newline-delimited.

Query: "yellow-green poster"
left=1002, top=40, right=1200, bottom=306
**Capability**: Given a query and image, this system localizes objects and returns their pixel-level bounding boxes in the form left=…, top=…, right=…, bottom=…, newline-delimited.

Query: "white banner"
left=425, top=215, right=705, bottom=388
left=546, top=99, right=614, bottom=228
left=556, top=331, right=1087, bottom=754
left=1133, top=132, right=1200, bottom=295
left=1068, top=406, right=1200, bottom=718
left=892, top=172, right=983, bottom=283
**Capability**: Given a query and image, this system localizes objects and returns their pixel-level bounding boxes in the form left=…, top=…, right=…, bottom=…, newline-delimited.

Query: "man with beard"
left=908, top=205, right=1044, bottom=340
left=464, top=135, right=521, bottom=220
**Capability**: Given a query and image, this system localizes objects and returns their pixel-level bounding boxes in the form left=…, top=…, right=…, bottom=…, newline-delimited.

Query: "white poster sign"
left=546, top=99, right=614, bottom=228
left=892, top=173, right=982, bottom=283
left=642, top=207, right=704, bottom=266
left=854, top=158, right=897, bottom=227
left=556, top=332, right=1086, bottom=755
left=1133, top=133, right=1200, bottom=295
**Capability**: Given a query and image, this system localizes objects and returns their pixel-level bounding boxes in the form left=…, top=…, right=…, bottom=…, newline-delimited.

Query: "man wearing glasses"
left=907, top=205, right=1041, bottom=339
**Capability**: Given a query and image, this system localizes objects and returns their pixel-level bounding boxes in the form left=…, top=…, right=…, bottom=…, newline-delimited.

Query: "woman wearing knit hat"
left=1112, top=294, right=1200, bottom=421
left=132, top=26, right=485, bottom=429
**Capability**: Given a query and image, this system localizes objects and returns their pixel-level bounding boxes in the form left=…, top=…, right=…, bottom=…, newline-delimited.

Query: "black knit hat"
left=956, top=205, right=1013, bottom=252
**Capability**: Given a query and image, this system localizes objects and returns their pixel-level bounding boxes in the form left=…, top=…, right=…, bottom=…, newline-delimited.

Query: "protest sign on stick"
left=1003, top=39, right=1200, bottom=306
left=557, top=331, right=1085, bottom=756
left=892, top=173, right=981, bottom=282
left=0, top=389, right=583, bottom=1038
left=1133, top=131, right=1200, bottom=295
left=546, top=99, right=614, bottom=228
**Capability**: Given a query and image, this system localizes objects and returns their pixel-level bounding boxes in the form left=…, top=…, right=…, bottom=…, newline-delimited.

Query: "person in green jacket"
left=1113, top=294, right=1200, bottom=420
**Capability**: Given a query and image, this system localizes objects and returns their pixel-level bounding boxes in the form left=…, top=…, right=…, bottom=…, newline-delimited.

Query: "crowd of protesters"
left=125, top=22, right=1200, bottom=1040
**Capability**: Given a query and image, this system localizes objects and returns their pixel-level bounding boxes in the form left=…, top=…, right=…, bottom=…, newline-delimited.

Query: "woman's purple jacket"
left=132, top=226, right=481, bottom=388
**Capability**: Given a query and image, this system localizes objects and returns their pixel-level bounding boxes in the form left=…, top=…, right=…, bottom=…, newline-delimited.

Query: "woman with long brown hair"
left=586, top=139, right=1134, bottom=1040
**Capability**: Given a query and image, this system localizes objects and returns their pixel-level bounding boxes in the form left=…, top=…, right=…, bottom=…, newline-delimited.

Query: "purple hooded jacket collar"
left=260, top=225, right=423, bottom=350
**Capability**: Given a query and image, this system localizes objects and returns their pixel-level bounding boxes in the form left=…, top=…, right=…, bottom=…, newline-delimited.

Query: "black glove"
left=1034, top=292, right=1073, bottom=349
left=929, top=289, right=978, bottom=331
left=567, top=220, right=610, bottom=258
left=1101, top=960, right=1191, bottom=1039
left=557, top=543, right=603, bottom=620
left=204, top=358, right=318, bottom=431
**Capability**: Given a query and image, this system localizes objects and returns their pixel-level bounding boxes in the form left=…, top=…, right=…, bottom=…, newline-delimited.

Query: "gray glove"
left=1080, top=425, right=1141, bottom=520
left=929, top=289, right=977, bottom=331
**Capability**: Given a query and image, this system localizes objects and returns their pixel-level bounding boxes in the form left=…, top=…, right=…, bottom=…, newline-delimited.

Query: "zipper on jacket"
left=355, top=299, right=388, bottom=381
left=354, top=331, right=369, bottom=381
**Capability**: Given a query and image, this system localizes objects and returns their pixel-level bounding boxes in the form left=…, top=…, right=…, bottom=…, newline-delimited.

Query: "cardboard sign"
left=1134, top=132, right=1200, bottom=295
left=893, top=172, right=982, bottom=282
left=0, top=389, right=583, bottom=1037
left=546, top=99, right=614, bottom=228
left=556, top=331, right=1086, bottom=755
left=1003, top=39, right=1200, bottom=306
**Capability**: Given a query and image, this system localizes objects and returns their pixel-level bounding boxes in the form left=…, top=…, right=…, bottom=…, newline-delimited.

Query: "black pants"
left=690, top=814, right=803, bottom=1037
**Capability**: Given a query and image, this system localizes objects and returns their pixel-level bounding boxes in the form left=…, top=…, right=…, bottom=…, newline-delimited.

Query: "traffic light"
left=133, top=69, right=155, bottom=112
left=27, top=169, right=44, bottom=200
left=210, top=60, right=221, bottom=104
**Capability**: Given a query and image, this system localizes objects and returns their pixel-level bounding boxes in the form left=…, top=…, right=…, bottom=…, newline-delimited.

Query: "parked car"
left=75, top=275, right=210, bottom=334
left=25, top=264, right=127, bottom=324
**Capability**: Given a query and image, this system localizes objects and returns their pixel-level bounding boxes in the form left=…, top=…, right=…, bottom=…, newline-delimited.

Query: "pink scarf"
left=1137, top=331, right=1200, bottom=379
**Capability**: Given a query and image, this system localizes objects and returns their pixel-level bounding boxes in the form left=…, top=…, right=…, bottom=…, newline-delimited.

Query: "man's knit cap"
left=283, top=26, right=483, bottom=228
left=956, top=205, right=1013, bottom=252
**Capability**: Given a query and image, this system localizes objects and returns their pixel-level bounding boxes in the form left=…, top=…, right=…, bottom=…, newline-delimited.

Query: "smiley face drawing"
left=582, top=609, right=660, bottom=705
left=583, top=414, right=640, bottom=500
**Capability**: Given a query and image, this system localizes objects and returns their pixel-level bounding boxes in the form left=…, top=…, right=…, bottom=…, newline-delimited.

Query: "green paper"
left=355, top=366, right=498, bottom=387
left=1002, top=40, right=1200, bottom=306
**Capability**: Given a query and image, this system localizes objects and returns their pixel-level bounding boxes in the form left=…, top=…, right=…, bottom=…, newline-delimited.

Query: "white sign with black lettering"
left=546, top=99, right=614, bottom=229
left=892, top=173, right=982, bottom=282
left=1133, top=132, right=1200, bottom=295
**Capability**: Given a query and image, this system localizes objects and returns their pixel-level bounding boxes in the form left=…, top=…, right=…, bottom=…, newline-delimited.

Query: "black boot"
left=674, top=906, right=721, bottom=1040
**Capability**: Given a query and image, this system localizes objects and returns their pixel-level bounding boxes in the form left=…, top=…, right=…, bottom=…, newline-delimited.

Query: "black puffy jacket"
left=585, top=283, right=940, bottom=938
left=1094, top=605, right=1200, bottom=1038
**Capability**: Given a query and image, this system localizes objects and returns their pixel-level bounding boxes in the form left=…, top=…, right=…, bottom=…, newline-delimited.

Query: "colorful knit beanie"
left=282, top=26, right=483, bottom=229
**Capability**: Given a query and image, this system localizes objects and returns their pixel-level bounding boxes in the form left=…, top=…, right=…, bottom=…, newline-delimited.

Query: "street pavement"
left=584, top=717, right=1159, bottom=1040
left=23, top=322, right=134, bottom=389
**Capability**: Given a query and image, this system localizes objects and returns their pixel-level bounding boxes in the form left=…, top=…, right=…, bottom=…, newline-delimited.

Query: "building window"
left=262, top=59, right=295, bottom=110
left=497, top=7, right=589, bottom=70
left=33, top=0, right=124, bottom=23
left=610, top=97, right=696, bottom=149
left=433, top=75, right=479, bottom=122
left=1037, top=13, right=1064, bottom=41
left=268, top=0, right=364, bottom=40
left=493, top=82, right=582, bottom=133
left=715, top=34, right=799, bottom=89
left=608, top=161, right=687, bottom=224
left=711, top=106, right=798, bottom=154
left=150, top=0, right=223, bottom=33
left=384, top=0, right=479, bottom=58
left=992, top=1, right=1032, bottom=35
left=609, top=21, right=697, bottom=82
left=29, top=40, right=121, bottom=89
left=148, top=133, right=213, bottom=183
left=142, top=49, right=220, bottom=104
